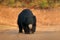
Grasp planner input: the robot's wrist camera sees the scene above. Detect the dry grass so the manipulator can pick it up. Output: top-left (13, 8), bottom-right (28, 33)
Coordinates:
top-left (0, 5), bottom-right (60, 31)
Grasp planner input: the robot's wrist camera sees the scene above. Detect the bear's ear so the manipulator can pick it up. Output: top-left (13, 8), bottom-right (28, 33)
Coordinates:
top-left (28, 24), bottom-right (32, 29)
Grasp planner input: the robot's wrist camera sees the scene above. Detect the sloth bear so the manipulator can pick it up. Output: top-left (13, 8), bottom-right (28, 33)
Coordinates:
top-left (17, 9), bottom-right (36, 34)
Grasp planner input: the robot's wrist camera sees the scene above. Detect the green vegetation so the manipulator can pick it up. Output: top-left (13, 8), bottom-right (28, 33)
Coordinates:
top-left (0, 0), bottom-right (60, 9)
top-left (39, 0), bottom-right (49, 9)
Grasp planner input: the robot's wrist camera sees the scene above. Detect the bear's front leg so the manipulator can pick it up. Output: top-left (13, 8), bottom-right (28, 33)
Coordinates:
top-left (18, 25), bottom-right (23, 33)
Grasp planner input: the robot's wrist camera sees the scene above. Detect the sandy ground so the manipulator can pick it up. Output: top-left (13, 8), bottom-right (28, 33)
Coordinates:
top-left (0, 25), bottom-right (60, 40)
top-left (0, 6), bottom-right (60, 40)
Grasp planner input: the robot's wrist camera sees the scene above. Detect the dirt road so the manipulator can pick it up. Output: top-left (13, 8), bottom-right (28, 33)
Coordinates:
top-left (0, 25), bottom-right (60, 40)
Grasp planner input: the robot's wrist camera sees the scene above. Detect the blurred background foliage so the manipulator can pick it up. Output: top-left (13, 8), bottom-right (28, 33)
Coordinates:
top-left (0, 0), bottom-right (60, 9)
